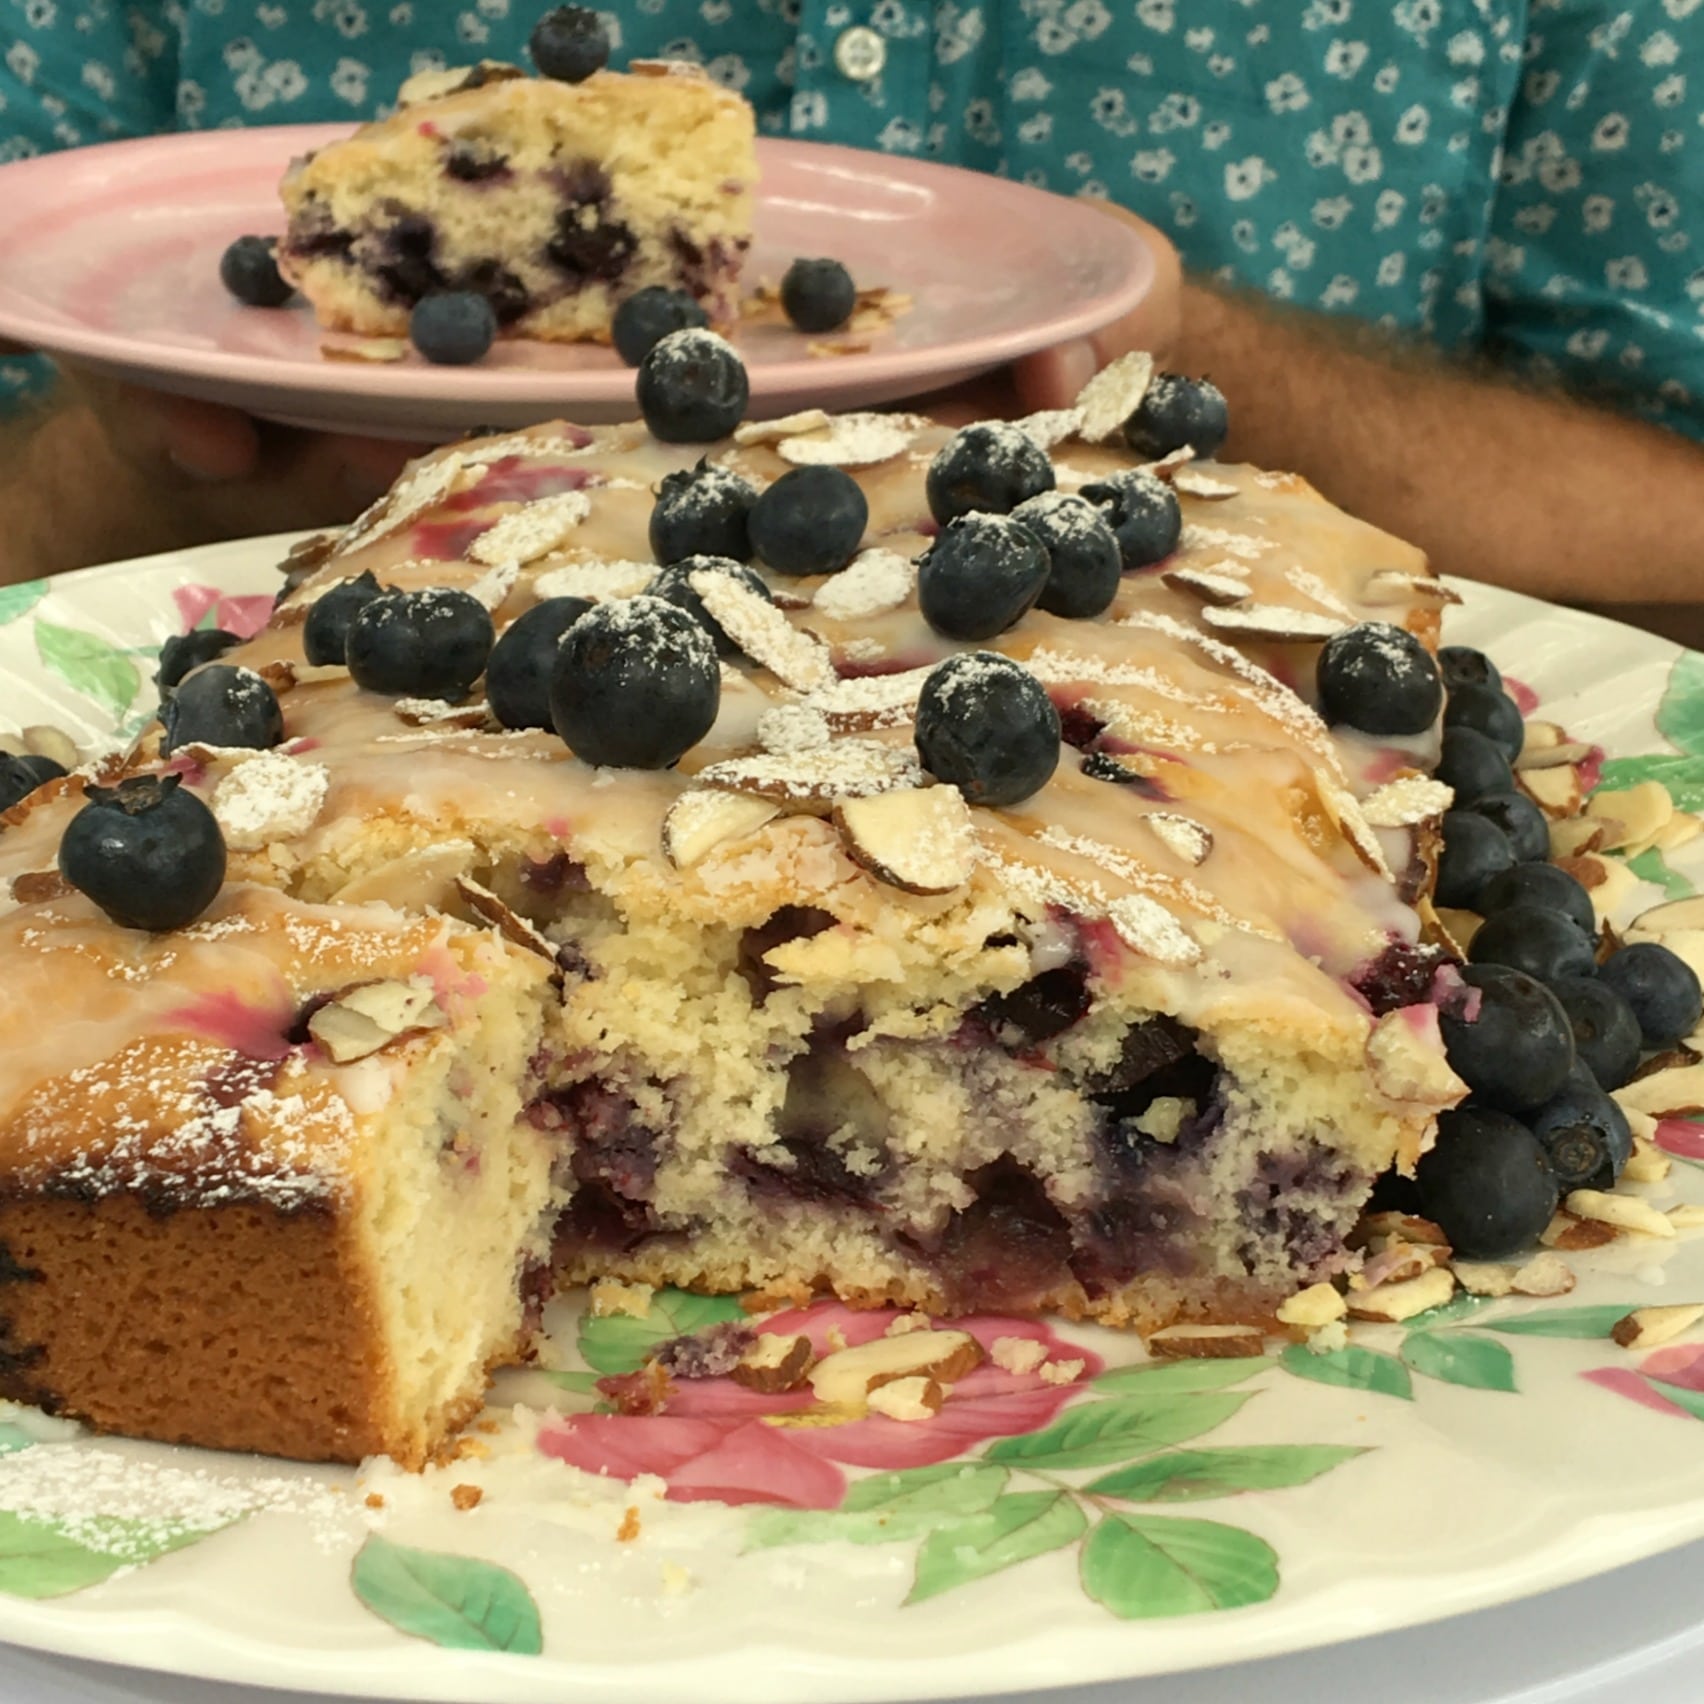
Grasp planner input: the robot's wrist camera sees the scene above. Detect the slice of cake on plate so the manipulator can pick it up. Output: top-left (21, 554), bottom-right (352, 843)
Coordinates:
top-left (0, 355), bottom-right (1467, 1465)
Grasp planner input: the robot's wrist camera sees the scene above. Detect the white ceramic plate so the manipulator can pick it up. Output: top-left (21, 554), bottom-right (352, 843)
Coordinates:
top-left (3, 540), bottom-right (1704, 1703)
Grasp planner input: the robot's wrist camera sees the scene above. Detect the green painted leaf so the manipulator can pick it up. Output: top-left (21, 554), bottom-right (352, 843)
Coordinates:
top-left (1595, 755), bottom-right (1704, 814)
top-left (1627, 846), bottom-right (1694, 900)
top-left (0, 1512), bottom-right (218, 1599)
top-left (985, 1393), bottom-right (1252, 1470)
top-left (350, 1537), bottom-right (543, 1654)
top-left (1648, 1380), bottom-right (1704, 1422)
top-left (538, 1370), bottom-right (603, 1396)
top-left (1656, 652), bottom-right (1704, 759)
top-left (0, 582), bottom-right (47, 625)
top-left (1087, 1445), bottom-right (1367, 1503)
top-left (1409, 1292), bottom-right (1492, 1328)
top-left (905, 1492), bottom-right (1087, 1606)
top-left (0, 1425), bottom-right (32, 1455)
top-left (1401, 1331), bottom-right (1517, 1393)
top-left (34, 620), bottom-right (140, 720)
top-left (1080, 1512), bottom-right (1279, 1618)
top-left (1486, 1305), bottom-right (1640, 1339)
top-left (1094, 1357), bottom-right (1271, 1395)
top-left (576, 1287), bottom-right (748, 1375)
top-left (745, 1463), bottom-right (1009, 1551)
top-left (1278, 1343), bottom-right (1412, 1400)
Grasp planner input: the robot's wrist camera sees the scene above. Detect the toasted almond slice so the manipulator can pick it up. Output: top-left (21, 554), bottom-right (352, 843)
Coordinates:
top-left (1668, 1204), bottom-right (1704, 1231)
top-left (1510, 1251), bottom-right (1575, 1297)
top-left (322, 336), bottom-right (409, 364)
top-left (1276, 1283), bottom-right (1347, 1328)
top-left (1144, 1322), bottom-right (1268, 1359)
top-left (1350, 1241), bottom-right (1446, 1290)
top-left (1518, 720), bottom-right (1564, 758)
top-left (9, 869), bottom-right (71, 905)
top-left (865, 1375), bottom-right (945, 1422)
top-left (1108, 893), bottom-right (1203, 967)
top-left (1611, 1303), bottom-right (1704, 1350)
top-left (731, 1332), bottom-right (815, 1393)
top-left (330, 839), bottom-right (478, 910)
top-left (661, 790), bottom-right (782, 869)
top-left (775, 413), bottom-right (919, 468)
top-left (733, 409), bottom-right (833, 446)
top-left (1355, 1212), bottom-right (1452, 1249)
top-left (1163, 566), bottom-right (1252, 606)
top-left (1566, 1189), bottom-right (1677, 1238)
top-left (1199, 603), bottom-right (1349, 641)
top-left (1614, 1063), bottom-right (1704, 1119)
top-left (1139, 446), bottom-right (1197, 480)
top-left (1451, 1260), bottom-right (1517, 1298)
top-left (1622, 1137), bottom-right (1673, 1185)
top-left (395, 698), bottom-right (495, 730)
top-left (835, 786), bottom-right (978, 895)
top-left (1631, 895), bottom-right (1704, 935)
top-left (1550, 817), bottom-right (1608, 859)
top-left (1172, 468), bottom-right (1240, 501)
top-left (696, 741), bottom-right (923, 803)
top-left (1630, 1043), bottom-right (1700, 1082)
top-left (1540, 1211), bottom-right (1619, 1251)
top-left (1366, 1009), bottom-right (1468, 1108)
top-left (20, 725), bottom-right (80, 771)
top-left (453, 875), bottom-right (560, 968)
top-left (1145, 812), bottom-right (1213, 866)
top-left (1516, 741), bottom-right (1595, 772)
top-left (1344, 1265), bottom-right (1456, 1322)
top-left (690, 571), bottom-right (834, 692)
top-left (1586, 781), bottom-right (1673, 852)
top-left (1359, 569), bottom-right (1462, 607)
top-left (1431, 905), bottom-right (1483, 952)
top-left (1360, 775), bottom-right (1454, 829)
top-left (1562, 853), bottom-right (1640, 921)
top-left (1074, 350), bottom-right (1155, 442)
top-left (809, 666), bottom-right (933, 734)
top-left (1654, 813), bottom-right (1703, 853)
top-left (1012, 407), bottom-right (1085, 451)
top-left (308, 977), bottom-right (445, 1063)
top-left (1519, 765), bottom-right (1584, 818)
top-left (807, 1330), bottom-right (983, 1407)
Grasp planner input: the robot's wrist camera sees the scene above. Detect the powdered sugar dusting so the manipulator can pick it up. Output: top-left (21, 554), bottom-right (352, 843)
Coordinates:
top-left (1180, 523), bottom-right (1273, 562)
top-left (1162, 566), bottom-right (1252, 607)
top-left (1074, 350), bottom-right (1155, 442)
top-left (465, 562), bottom-right (520, 610)
top-left (697, 740), bottom-right (922, 801)
top-left (690, 571), bottom-right (834, 692)
top-left (1360, 776), bottom-right (1455, 828)
top-left (461, 432), bottom-right (594, 466)
top-left (1012, 408), bottom-right (1084, 451)
top-left (1200, 603), bottom-right (1348, 641)
top-left (1173, 468), bottom-right (1240, 501)
top-left (341, 453), bottom-right (486, 555)
top-left (807, 666), bottom-right (934, 730)
top-left (533, 559), bottom-right (655, 602)
top-left (212, 751), bottom-right (331, 851)
top-left (810, 549), bottom-right (915, 621)
top-left (467, 491), bottom-right (591, 568)
top-left (733, 409), bottom-right (832, 445)
top-left (776, 413), bottom-right (922, 468)
top-left (757, 704), bottom-right (832, 755)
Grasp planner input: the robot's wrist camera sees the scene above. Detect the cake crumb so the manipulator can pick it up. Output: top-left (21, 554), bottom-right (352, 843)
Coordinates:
top-left (826, 1326), bottom-right (848, 1353)
top-left (990, 1336), bottom-right (1048, 1376)
top-left (866, 1375), bottom-right (943, 1422)
top-left (589, 1278), bottom-right (655, 1320)
top-left (617, 1505), bottom-right (642, 1543)
top-left (1038, 1358), bottom-right (1086, 1386)
top-left (1307, 1320), bottom-right (1350, 1354)
top-left (364, 1492), bottom-right (386, 1511)
top-left (475, 1419), bottom-right (501, 1434)
top-left (450, 1484), bottom-right (483, 1512)
top-left (884, 1311), bottom-right (933, 1338)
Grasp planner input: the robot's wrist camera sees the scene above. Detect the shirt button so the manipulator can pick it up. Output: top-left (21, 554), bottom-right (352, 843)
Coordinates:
top-left (834, 25), bottom-right (887, 83)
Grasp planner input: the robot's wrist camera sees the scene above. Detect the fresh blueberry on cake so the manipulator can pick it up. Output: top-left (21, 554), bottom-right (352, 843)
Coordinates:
top-left (276, 35), bottom-right (756, 346)
top-left (410, 290), bottom-right (499, 366)
top-left (780, 257), bottom-right (857, 335)
top-left (219, 235), bottom-right (295, 309)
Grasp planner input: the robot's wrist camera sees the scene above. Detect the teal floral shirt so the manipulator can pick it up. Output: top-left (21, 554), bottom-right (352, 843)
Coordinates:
top-left (3, 1), bottom-right (1700, 438)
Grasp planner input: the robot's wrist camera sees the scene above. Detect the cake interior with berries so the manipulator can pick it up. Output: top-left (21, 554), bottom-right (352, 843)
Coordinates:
top-left (277, 22), bottom-right (756, 347)
top-left (0, 348), bottom-right (1485, 1466)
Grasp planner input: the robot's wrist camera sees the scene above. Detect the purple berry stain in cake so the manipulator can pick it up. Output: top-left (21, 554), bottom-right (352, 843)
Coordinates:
top-left (968, 961), bottom-right (1092, 1054)
top-left (650, 1320), bottom-right (755, 1380)
top-left (448, 458), bottom-right (600, 508)
top-left (738, 906), bottom-right (837, 1005)
top-left (410, 517), bottom-right (497, 562)
top-left (165, 989), bottom-right (298, 1062)
top-left (919, 1157), bottom-right (1075, 1312)
top-left (1349, 936), bottom-right (1453, 1017)
top-left (734, 1043), bottom-right (892, 1207)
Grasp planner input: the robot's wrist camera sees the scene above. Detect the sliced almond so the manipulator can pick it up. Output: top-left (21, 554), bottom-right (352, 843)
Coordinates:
top-left (1631, 895), bottom-right (1704, 935)
top-left (1162, 566), bottom-right (1252, 606)
top-left (1074, 350), bottom-right (1154, 443)
top-left (733, 409), bottom-right (833, 446)
top-left (689, 571), bottom-right (834, 693)
top-left (9, 869), bottom-right (71, 905)
top-left (1354, 1212), bottom-right (1452, 1249)
top-left (1366, 1009), bottom-right (1468, 1108)
top-left (1171, 468), bottom-right (1240, 501)
top-left (1540, 1211), bottom-right (1619, 1251)
top-left (775, 412), bottom-right (920, 469)
top-left (807, 1330), bottom-right (983, 1407)
top-left (865, 1375), bottom-right (945, 1422)
top-left (1350, 1240), bottom-right (1448, 1290)
top-left (834, 786), bottom-right (978, 895)
top-left (1622, 1137), bottom-right (1673, 1185)
top-left (1107, 893), bottom-right (1203, 967)
top-left (1198, 603), bottom-right (1348, 642)
top-left (1667, 1204), bottom-right (1704, 1231)
top-left (1145, 812), bottom-right (1213, 866)
top-left (1550, 817), bottom-right (1608, 859)
top-left (662, 790), bottom-right (782, 869)
top-left (308, 977), bottom-right (445, 1063)
top-left (730, 1332), bottom-right (815, 1394)
top-left (696, 741), bottom-right (923, 803)
top-left (1516, 742), bottom-right (1595, 773)
top-left (1562, 853), bottom-right (1640, 921)
top-left (395, 698), bottom-right (495, 731)
top-left (1519, 765), bottom-right (1584, 819)
top-left (1565, 1189), bottom-right (1677, 1239)
top-left (453, 875), bottom-right (559, 968)
top-left (809, 666), bottom-right (933, 734)
top-left (1344, 1264), bottom-right (1456, 1322)
top-left (1451, 1260), bottom-right (1516, 1298)
top-left (321, 336), bottom-right (409, 364)
top-left (1361, 569), bottom-right (1462, 606)
top-left (1510, 1251), bottom-right (1575, 1297)
top-left (1011, 407), bottom-right (1085, 451)
top-left (1611, 1303), bottom-right (1704, 1350)
top-left (1614, 1063), bottom-right (1704, 1119)
top-left (20, 725), bottom-right (80, 771)
top-left (1653, 813), bottom-right (1703, 854)
top-left (331, 840), bottom-right (478, 911)
top-left (1586, 781), bottom-right (1674, 852)
top-left (1275, 1283), bottom-right (1347, 1328)
top-left (1144, 1322), bottom-right (1268, 1359)
top-left (1359, 776), bottom-right (1454, 829)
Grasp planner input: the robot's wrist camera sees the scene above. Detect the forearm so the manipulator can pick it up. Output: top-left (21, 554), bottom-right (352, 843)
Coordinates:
top-left (1174, 281), bottom-right (1704, 606)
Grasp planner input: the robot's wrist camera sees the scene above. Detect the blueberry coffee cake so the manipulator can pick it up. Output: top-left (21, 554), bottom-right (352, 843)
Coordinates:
top-left (0, 345), bottom-right (1478, 1465)
top-left (276, 15), bottom-right (755, 346)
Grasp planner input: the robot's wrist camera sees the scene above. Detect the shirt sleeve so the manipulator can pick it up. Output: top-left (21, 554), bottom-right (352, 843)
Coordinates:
top-left (0, 1), bottom-right (180, 412)
top-left (1482, 1), bottom-right (1703, 441)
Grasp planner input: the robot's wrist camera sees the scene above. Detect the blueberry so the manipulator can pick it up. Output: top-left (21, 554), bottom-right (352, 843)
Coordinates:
top-left (647, 555), bottom-right (775, 657)
top-left (1439, 963), bottom-right (1575, 1114)
top-left (1469, 790), bottom-right (1550, 863)
top-left (410, 291), bottom-right (497, 365)
top-left (915, 652), bottom-right (1060, 807)
top-left (1599, 941), bottom-right (1704, 1049)
top-left (303, 571), bottom-right (384, 667)
top-left (636, 329), bottom-right (749, 443)
top-left (1551, 976), bottom-right (1642, 1091)
top-left (549, 595), bottom-right (720, 768)
top-left (345, 587), bottom-right (495, 701)
top-left (1435, 809), bottom-right (1515, 908)
top-left (528, 4), bottom-right (610, 81)
top-left (612, 286), bottom-right (709, 367)
top-left (1434, 729), bottom-right (1513, 812)
top-left (1439, 645), bottom-right (1501, 696)
top-left (58, 775), bottom-right (227, 933)
top-left (486, 596), bottom-right (591, 731)
top-left (649, 461), bottom-right (758, 564)
top-left (1444, 682), bottom-right (1525, 762)
top-left (779, 257), bottom-right (857, 335)
top-left (161, 665), bottom-right (284, 755)
top-left (926, 423), bottom-right (1055, 526)
top-left (219, 235), bottom-right (293, 308)
top-left (1315, 621), bottom-right (1443, 737)
top-left (1414, 1105), bottom-right (1559, 1261)
top-left (1079, 466), bottom-right (1183, 571)
top-left (749, 465), bottom-right (868, 576)
top-left (1468, 904), bottom-right (1597, 988)
top-left (1475, 862), bottom-right (1596, 938)
top-left (155, 628), bottom-right (242, 696)
top-left (0, 753), bottom-right (66, 816)
top-left (1011, 492), bottom-right (1123, 620)
top-left (1528, 1068), bottom-right (1632, 1191)
top-left (1120, 373), bottom-right (1229, 460)
top-left (917, 513), bottom-right (1050, 642)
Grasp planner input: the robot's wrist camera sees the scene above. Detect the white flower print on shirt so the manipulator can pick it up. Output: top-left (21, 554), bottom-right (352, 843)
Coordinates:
top-left (1342, 144), bottom-right (1382, 183)
top-left (1201, 119), bottom-right (1232, 149)
top-left (1582, 194), bottom-right (1617, 232)
top-left (1131, 146), bottom-right (1174, 182)
top-left (1374, 187), bottom-right (1406, 228)
top-left (1395, 104), bottom-right (1429, 144)
top-left (1377, 251), bottom-right (1406, 286)
top-left (329, 55), bottom-right (367, 103)
top-left (1134, 0), bottom-right (1174, 34)
top-left (1312, 194), bottom-right (1353, 230)
top-left (1323, 38), bottom-right (1367, 77)
top-left (1018, 111), bottom-right (1053, 145)
top-left (1302, 0), bottom-right (1353, 28)
top-left (1592, 113), bottom-right (1630, 151)
top-left (1608, 256), bottom-right (1651, 291)
top-left (1009, 67), bottom-right (1051, 101)
top-left (1224, 155), bottom-right (1273, 201)
top-left (1320, 274), bottom-right (1360, 308)
top-left (1372, 62), bottom-right (1400, 93)
top-left (1265, 71), bottom-right (1309, 112)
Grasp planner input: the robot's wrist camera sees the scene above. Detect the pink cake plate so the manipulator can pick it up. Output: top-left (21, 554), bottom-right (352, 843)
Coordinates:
top-left (0, 128), bottom-right (1152, 441)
